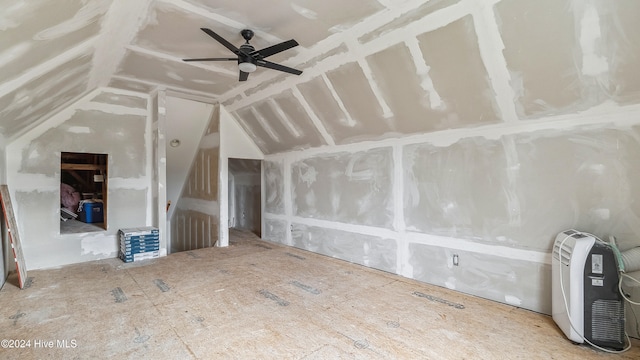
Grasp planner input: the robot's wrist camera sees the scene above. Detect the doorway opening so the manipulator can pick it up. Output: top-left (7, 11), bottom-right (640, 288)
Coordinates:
top-left (60, 152), bottom-right (108, 234)
top-left (228, 158), bottom-right (261, 237)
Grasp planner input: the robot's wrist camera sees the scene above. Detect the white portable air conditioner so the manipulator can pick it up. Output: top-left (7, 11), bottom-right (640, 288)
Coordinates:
top-left (551, 230), bottom-right (625, 350)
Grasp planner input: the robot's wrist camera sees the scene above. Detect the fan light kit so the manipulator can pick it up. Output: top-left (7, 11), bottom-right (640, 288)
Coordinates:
top-left (238, 62), bottom-right (257, 73)
top-left (183, 28), bottom-right (302, 81)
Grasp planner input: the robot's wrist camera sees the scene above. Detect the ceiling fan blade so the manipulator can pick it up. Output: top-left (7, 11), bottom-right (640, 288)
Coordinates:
top-left (183, 57), bottom-right (237, 62)
top-left (257, 60), bottom-right (302, 75)
top-left (252, 39), bottom-right (299, 59)
top-left (239, 71), bottom-right (249, 81)
top-left (200, 28), bottom-right (241, 55)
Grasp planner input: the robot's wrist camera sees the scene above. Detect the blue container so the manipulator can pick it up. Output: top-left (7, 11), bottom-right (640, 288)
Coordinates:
top-left (79, 202), bottom-right (104, 223)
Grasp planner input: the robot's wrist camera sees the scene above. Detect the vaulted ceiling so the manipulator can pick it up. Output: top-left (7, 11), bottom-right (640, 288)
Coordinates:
top-left (2, 0), bottom-right (639, 154)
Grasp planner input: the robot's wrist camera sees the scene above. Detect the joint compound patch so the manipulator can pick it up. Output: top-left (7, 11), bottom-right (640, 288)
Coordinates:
top-left (290, 281), bottom-right (321, 295)
top-left (259, 289), bottom-right (289, 306)
top-left (153, 279), bottom-right (170, 292)
top-left (286, 252), bottom-right (305, 260)
top-left (412, 291), bottom-right (465, 309)
top-left (111, 287), bottom-right (128, 303)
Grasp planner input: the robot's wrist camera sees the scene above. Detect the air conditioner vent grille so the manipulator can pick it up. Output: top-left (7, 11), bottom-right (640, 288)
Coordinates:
top-left (552, 242), bottom-right (573, 266)
top-left (591, 299), bottom-right (625, 343)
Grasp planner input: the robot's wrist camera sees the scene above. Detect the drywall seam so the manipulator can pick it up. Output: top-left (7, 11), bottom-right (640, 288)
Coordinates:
top-left (126, 45), bottom-right (237, 77)
top-left (7, 86), bottom-right (91, 144)
top-left (145, 91), bottom-right (153, 225)
top-left (6, 89), bottom-right (100, 149)
top-left (283, 158), bottom-right (293, 246)
top-left (107, 178), bottom-right (150, 189)
top-left (81, 235), bottom-right (117, 256)
top-left (88, 0), bottom-right (154, 89)
top-left (267, 99), bottom-right (303, 138)
top-left (249, 107), bottom-right (281, 143)
top-left (77, 102), bottom-right (148, 116)
top-left (343, 34), bottom-right (394, 120)
top-left (501, 137), bottom-right (522, 226)
top-left (264, 212), bottom-right (549, 264)
top-left (263, 102), bottom-right (640, 160)
top-left (109, 75), bottom-right (219, 99)
top-left (261, 162), bottom-right (266, 238)
top-left (404, 38), bottom-right (443, 109)
top-left (156, 91), bottom-right (168, 252)
top-left (102, 86), bottom-right (151, 98)
top-left (392, 145), bottom-right (405, 233)
top-left (0, 36), bottom-right (96, 99)
top-left (321, 74), bottom-right (357, 127)
top-left (291, 87), bottom-right (336, 146)
top-left (471, 0), bottom-right (519, 123)
top-left (393, 144), bottom-right (407, 276)
top-left (165, 90), bottom-right (217, 104)
top-left (578, 1), bottom-right (608, 76)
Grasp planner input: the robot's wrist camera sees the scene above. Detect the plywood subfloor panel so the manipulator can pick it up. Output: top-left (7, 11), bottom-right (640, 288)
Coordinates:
top-left (0, 229), bottom-right (638, 359)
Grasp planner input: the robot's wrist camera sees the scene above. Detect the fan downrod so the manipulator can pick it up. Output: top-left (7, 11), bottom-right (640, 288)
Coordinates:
top-left (241, 29), bottom-right (254, 42)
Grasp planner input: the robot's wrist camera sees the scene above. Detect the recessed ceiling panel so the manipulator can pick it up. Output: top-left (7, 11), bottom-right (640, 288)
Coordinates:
top-left (0, 0), bottom-right (109, 84)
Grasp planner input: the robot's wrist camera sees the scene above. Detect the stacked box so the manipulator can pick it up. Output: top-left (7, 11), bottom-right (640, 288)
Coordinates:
top-left (118, 227), bottom-right (160, 263)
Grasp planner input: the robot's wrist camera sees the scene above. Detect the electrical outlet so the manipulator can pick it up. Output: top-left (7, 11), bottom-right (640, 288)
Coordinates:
top-left (453, 254), bottom-right (459, 266)
top-left (290, 224), bottom-right (293, 232)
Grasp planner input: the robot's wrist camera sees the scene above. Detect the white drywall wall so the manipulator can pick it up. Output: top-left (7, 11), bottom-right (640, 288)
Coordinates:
top-left (218, 105), bottom-right (263, 247)
top-left (165, 96), bottom-right (214, 221)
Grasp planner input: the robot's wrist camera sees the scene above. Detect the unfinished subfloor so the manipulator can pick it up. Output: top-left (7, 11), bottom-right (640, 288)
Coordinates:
top-left (1, 230), bottom-right (639, 359)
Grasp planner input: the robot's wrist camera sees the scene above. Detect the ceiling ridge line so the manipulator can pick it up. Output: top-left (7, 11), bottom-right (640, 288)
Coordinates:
top-left (89, 0), bottom-right (155, 89)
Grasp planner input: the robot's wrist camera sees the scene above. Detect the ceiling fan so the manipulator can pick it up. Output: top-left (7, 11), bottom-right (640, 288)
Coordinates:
top-left (183, 28), bottom-right (303, 81)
